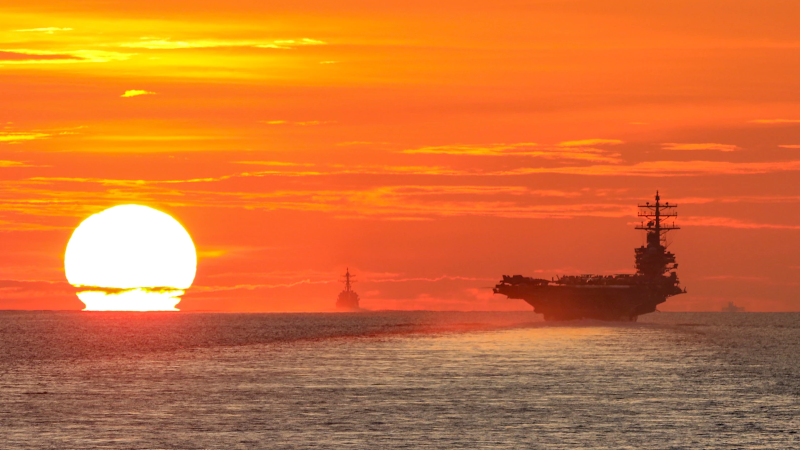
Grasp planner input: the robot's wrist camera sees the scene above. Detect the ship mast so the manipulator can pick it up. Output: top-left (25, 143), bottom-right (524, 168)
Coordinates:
top-left (634, 191), bottom-right (680, 277)
top-left (636, 190), bottom-right (679, 246)
top-left (344, 268), bottom-right (352, 292)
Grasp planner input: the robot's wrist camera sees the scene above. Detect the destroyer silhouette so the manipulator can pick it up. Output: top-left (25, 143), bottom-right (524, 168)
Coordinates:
top-left (721, 302), bottom-right (744, 312)
top-left (494, 192), bottom-right (686, 321)
top-left (336, 268), bottom-right (361, 311)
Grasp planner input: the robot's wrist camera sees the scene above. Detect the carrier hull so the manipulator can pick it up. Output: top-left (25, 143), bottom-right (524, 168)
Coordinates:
top-left (495, 283), bottom-right (670, 321)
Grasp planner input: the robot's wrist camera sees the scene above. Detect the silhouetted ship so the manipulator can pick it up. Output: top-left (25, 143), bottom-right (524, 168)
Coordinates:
top-left (494, 192), bottom-right (686, 321)
top-left (721, 302), bottom-right (744, 312)
top-left (336, 268), bottom-right (361, 311)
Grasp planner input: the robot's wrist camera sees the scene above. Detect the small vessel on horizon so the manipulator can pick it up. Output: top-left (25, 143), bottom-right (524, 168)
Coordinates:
top-left (721, 301), bottom-right (745, 312)
top-left (336, 268), bottom-right (361, 311)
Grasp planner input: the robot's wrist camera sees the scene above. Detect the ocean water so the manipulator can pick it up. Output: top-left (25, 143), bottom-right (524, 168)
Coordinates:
top-left (1, 311), bottom-right (798, 449)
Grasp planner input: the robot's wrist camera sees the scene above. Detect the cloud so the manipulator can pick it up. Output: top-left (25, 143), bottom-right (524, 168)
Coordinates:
top-left (0, 174), bottom-right (627, 223)
top-left (265, 38), bottom-right (326, 46)
top-left (365, 275), bottom-right (495, 283)
top-left (336, 141), bottom-right (390, 146)
top-left (11, 154), bottom-right (800, 226)
top-left (0, 126), bottom-right (83, 144)
top-left (403, 143), bottom-right (537, 156)
top-left (0, 132), bottom-right (51, 143)
top-left (13, 27), bottom-right (73, 33)
top-left (557, 139), bottom-right (624, 147)
top-left (680, 216), bottom-right (800, 230)
top-left (197, 249), bottom-right (228, 259)
top-left (121, 39), bottom-right (251, 49)
top-left (401, 143), bottom-right (621, 162)
top-left (296, 120), bottom-right (334, 126)
top-left (259, 120), bottom-right (334, 126)
top-left (121, 90), bottom-right (156, 98)
top-left (211, 187), bottom-right (630, 220)
top-left (675, 195), bottom-right (800, 205)
top-left (0, 49), bottom-right (129, 64)
top-left (233, 161), bottom-right (313, 166)
top-left (121, 38), bottom-right (326, 50)
top-left (0, 219), bottom-right (70, 231)
top-left (0, 160), bottom-right (40, 168)
top-left (320, 60), bottom-right (340, 64)
top-left (322, 165), bottom-right (462, 176)
top-left (191, 279), bottom-right (334, 293)
top-left (779, 145), bottom-right (800, 149)
top-left (0, 279), bottom-right (75, 297)
top-left (73, 285), bottom-right (184, 294)
top-left (223, 164), bottom-right (461, 176)
top-left (18, 161), bottom-right (800, 227)
top-left (85, 134), bottom-right (224, 142)
top-left (662, 143), bottom-right (740, 152)
top-left (701, 275), bottom-right (769, 282)
top-left (383, 185), bottom-right (536, 196)
top-left (0, 50), bottom-right (81, 61)
top-left (502, 160), bottom-right (800, 176)
top-left (749, 119), bottom-right (800, 124)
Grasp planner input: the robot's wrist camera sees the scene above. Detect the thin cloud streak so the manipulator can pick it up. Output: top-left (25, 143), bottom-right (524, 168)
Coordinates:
top-left (0, 50), bottom-right (81, 61)
top-left (259, 120), bottom-right (335, 126)
top-left (557, 139), bottom-right (624, 147)
top-left (0, 49), bottom-right (130, 63)
top-left (504, 160), bottom-right (800, 176)
top-left (401, 143), bottom-right (621, 162)
top-left (0, 160), bottom-right (42, 168)
top-left (73, 286), bottom-right (184, 294)
top-left (749, 119), bottom-right (800, 124)
top-left (233, 161), bottom-right (313, 167)
top-left (13, 27), bottom-right (73, 33)
top-left (680, 216), bottom-right (800, 230)
top-left (0, 132), bottom-right (51, 142)
top-left (365, 275), bottom-right (495, 283)
top-left (662, 143), bottom-right (740, 152)
top-left (192, 279), bottom-right (335, 293)
top-left (121, 90), bottom-right (155, 98)
top-left (120, 38), bottom-right (326, 50)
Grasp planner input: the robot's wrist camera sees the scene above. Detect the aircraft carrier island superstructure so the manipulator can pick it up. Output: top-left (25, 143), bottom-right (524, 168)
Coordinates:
top-left (494, 192), bottom-right (686, 321)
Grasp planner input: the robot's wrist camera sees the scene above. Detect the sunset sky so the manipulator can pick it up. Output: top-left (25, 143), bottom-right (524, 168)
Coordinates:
top-left (2, 0), bottom-right (800, 311)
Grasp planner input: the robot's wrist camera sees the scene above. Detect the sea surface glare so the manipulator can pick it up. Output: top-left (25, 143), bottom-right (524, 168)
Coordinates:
top-left (1, 311), bottom-right (798, 449)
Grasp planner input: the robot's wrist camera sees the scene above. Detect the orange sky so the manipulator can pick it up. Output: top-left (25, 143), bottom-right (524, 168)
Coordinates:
top-left (2, 0), bottom-right (800, 312)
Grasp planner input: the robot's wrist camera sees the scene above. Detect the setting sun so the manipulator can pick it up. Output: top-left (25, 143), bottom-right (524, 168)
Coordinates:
top-left (64, 205), bottom-right (197, 311)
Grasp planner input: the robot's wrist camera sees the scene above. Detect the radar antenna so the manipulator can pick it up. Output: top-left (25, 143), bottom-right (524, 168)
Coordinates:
top-left (341, 268), bottom-right (356, 292)
top-left (634, 191), bottom-right (680, 277)
top-left (635, 190), bottom-right (679, 246)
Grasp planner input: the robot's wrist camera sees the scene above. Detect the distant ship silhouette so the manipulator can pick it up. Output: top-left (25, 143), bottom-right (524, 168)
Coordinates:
top-left (336, 268), bottom-right (361, 311)
top-left (721, 301), bottom-right (745, 312)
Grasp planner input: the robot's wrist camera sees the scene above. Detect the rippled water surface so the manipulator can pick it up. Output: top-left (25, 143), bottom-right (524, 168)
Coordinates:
top-left (1, 311), bottom-right (798, 449)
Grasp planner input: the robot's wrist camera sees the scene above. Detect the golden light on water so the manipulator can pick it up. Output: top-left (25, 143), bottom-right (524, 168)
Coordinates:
top-left (64, 205), bottom-right (197, 311)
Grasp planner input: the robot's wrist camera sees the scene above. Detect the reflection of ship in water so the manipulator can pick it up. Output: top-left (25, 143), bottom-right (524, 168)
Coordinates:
top-left (336, 268), bottom-right (361, 311)
top-left (721, 301), bottom-right (745, 312)
top-left (494, 192), bottom-right (686, 321)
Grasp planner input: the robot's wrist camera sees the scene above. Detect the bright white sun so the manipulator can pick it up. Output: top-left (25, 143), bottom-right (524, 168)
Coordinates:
top-left (65, 205), bottom-right (197, 311)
